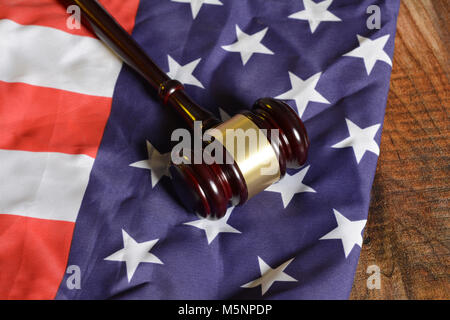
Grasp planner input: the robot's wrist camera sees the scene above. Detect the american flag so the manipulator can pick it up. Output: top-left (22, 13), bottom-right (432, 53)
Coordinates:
top-left (0, 0), bottom-right (400, 299)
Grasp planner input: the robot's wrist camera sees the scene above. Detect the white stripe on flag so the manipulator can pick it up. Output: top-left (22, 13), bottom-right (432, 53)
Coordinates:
top-left (0, 19), bottom-right (122, 97)
top-left (0, 149), bottom-right (94, 222)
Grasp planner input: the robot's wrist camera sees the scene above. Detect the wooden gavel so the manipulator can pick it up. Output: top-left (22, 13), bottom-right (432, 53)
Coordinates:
top-left (65, 0), bottom-right (310, 219)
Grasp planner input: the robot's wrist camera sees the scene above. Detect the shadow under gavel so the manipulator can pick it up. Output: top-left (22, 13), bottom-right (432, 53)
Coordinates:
top-left (65, 0), bottom-right (310, 219)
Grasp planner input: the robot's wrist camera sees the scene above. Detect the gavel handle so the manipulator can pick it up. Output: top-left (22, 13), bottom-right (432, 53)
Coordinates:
top-left (65, 0), bottom-right (219, 129)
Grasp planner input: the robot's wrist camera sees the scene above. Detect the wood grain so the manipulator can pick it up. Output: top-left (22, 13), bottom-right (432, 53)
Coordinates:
top-left (350, 0), bottom-right (449, 300)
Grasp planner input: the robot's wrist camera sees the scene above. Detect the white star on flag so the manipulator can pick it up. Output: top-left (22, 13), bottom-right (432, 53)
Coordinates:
top-left (219, 107), bottom-right (231, 121)
top-left (332, 118), bottom-right (381, 164)
top-left (129, 140), bottom-right (171, 188)
top-left (171, 0), bottom-right (223, 19)
top-left (241, 257), bottom-right (297, 295)
top-left (184, 207), bottom-right (241, 244)
top-left (265, 165), bottom-right (316, 208)
top-left (276, 71), bottom-right (330, 117)
top-left (343, 34), bottom-right (392, 75)
top-left (222, 25), bottom-right (274, 66)
top-left (289, 0), bottom-right (342, 33)
top-left (104, 229), bottom-right (163, 282)
top-left (166, 55), bottom-right (204, 89)
top-left (320, 209), bottom-right (367, 258)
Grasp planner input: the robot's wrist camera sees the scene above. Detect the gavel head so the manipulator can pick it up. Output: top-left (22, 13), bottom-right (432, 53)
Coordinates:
top-left (170, 98), bottom-right (309, 219)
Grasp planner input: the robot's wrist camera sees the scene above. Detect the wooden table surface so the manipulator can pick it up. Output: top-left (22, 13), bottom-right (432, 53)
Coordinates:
top-left (349, 0), bottom-right (449, 300)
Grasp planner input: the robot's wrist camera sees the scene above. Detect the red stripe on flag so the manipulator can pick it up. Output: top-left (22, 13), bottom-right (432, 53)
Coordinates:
top-left (0, 81), bottom-right (112, 158)
top-left (0, 0), bottom-right (141, 299)
top-left (0, 0), bottom-right (140, 36)
top-left (0, 214), bottom-right (75, 300)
